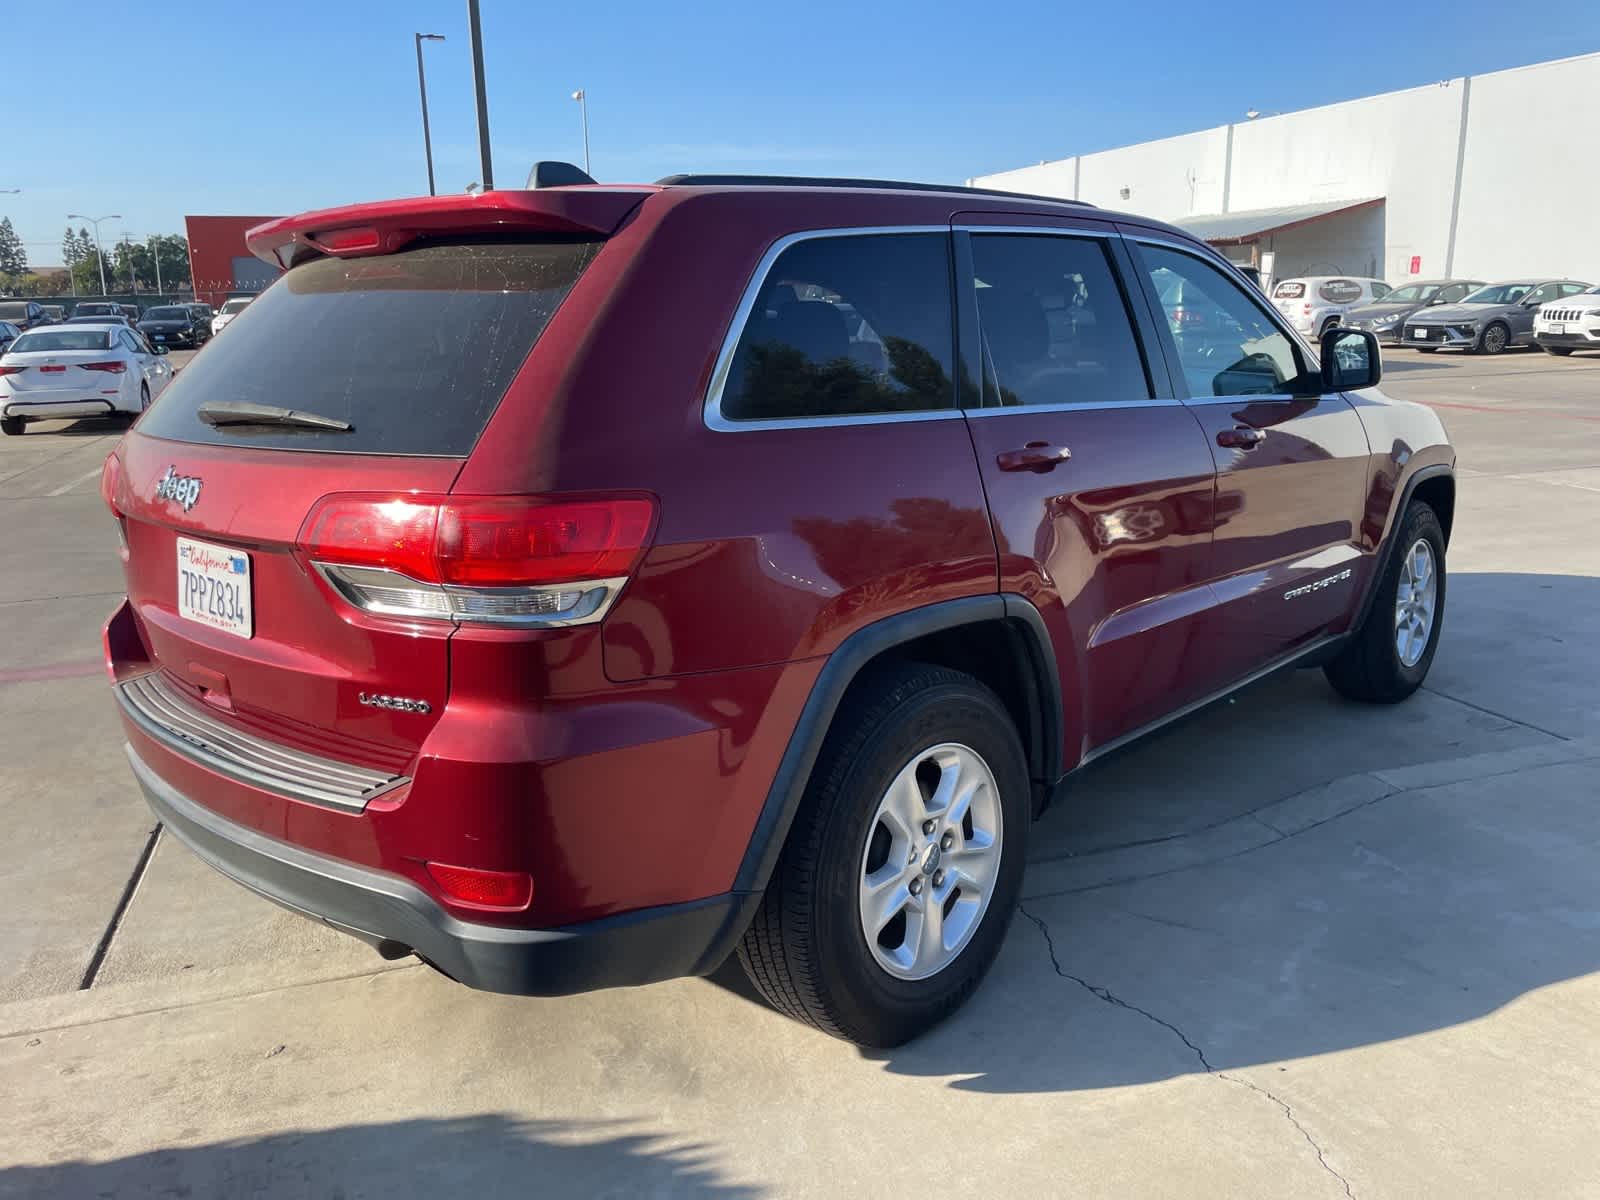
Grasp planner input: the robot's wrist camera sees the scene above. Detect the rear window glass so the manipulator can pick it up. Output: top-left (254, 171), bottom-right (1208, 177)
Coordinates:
top-left (12, 330), bottom-right (113, 352)
top-left (0, 303), bottom-right (30, 320)
top-left (138, 240), bottom-right (601, 456)
top-left (144, 307), bottom-right (189, 320)
top-left (1272, 281), bottom-right (1305, 299)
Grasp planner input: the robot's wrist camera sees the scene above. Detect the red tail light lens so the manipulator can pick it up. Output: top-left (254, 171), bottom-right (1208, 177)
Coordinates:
top-left (99, 452), bottom-right (124, 518)
top-left (0, 365), bottom-right (23, 377)
top-left (425, 862), bottom-right (533, 910)
top-left (299, 496), bottom-right (441, 580)
top-left (80, 361), bottom-right (128, 373)
top-left (298, 493), bottom-right (657, 626)
top-left (436, 497), bottom-right (656, 586)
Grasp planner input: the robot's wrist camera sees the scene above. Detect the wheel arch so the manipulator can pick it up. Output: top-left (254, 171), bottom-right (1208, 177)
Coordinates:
top-left (1348, 463), bottom-right (1454, 637)
top-left (732, 595), bottom-right (1063, 894)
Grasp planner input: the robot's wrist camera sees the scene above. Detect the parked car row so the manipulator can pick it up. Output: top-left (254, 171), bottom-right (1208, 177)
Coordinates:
top-left (0, 299), bottom-right (223, 343)
top-left (1262, 274), bottom-right (1599, 357)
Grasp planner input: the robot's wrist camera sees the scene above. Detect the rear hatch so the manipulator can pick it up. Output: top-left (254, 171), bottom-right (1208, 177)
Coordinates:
top-left (110, 195), bottom-right (632, 769)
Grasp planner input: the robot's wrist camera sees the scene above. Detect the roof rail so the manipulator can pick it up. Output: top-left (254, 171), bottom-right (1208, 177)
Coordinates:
top-left (653, 173), bottom-right (1095, 208)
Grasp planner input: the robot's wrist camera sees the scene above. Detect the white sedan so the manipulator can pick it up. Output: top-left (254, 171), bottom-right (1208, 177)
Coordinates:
top-left (0, 323), bottom-right (175, 435)
top-left (210, 296), bottom-right (252, 334)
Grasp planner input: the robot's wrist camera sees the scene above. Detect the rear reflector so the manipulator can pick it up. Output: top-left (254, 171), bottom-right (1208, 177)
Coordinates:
top-left (425, 862), bottom-right (533, 910)
top-left (298, 492), bottom-right (657, 627)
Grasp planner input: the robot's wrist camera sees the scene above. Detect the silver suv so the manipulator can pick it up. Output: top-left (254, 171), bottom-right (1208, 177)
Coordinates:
top-left (1272, 276), bottom-right (1391, 339)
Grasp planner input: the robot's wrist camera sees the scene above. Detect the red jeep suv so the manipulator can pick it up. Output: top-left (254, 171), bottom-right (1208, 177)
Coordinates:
top-left (101, 170), bottom-right (1453, 1046)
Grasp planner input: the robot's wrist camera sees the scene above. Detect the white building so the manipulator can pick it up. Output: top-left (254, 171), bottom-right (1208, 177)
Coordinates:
top-left (969, 51), bottom-right (1600, 288)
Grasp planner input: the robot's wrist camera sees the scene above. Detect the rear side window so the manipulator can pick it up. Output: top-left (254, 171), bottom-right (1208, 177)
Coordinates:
top-left (1272, 281), bottom-right (1305, 299)
top-left (717, 233), bottom-right (955, 422)
top-left (1317, 279), bottom-right (1363, 304)
top-left (969, 233), bottom-right (1151, 407)
top-left (138, 240), bottom-right (601, 455)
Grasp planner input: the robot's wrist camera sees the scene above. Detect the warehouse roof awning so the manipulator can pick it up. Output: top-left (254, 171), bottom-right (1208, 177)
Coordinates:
top-left (1175, 197), bottom-right (1384, 245)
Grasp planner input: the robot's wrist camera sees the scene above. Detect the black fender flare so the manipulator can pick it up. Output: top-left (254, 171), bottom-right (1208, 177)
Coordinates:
top-left (732, 594), bottom-right (1062, 894)
top-left (1347, 463), bottom-right (1454, 636)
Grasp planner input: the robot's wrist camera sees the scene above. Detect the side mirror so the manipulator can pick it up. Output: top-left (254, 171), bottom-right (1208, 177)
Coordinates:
top-left (1522, 296), bottom-right (1543, 308)
top-left (1321, 328), bottom-right (1381, 391)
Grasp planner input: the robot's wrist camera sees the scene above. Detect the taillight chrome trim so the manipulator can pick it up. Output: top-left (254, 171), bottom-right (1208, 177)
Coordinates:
top-left (312, 562), bottom-right (629, 628)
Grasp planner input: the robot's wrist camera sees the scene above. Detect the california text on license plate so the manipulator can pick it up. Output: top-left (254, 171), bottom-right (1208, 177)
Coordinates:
top-left (177, 537), bottom-right (253, 638)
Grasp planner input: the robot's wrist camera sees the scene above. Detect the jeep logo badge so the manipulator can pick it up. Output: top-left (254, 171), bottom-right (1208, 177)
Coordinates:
top-left (153, 466), bottom-right (202, 512)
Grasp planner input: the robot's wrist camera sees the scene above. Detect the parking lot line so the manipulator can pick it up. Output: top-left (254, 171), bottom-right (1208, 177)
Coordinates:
top-left (45, 465), bottom-right (113, 498)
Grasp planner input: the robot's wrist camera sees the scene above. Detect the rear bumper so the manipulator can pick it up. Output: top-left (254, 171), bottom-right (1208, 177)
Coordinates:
top-left (127, 743), bottom-right (759, 995)
top-left (1, 397), bottom-right (120, 419)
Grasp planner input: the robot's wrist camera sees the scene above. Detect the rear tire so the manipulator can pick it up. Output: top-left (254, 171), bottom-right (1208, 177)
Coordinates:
top-left (0, 416), bottom-right (23, 436)
top-left (737, 662), bottom-right (1029, 1047)
top-left (1324, 502), bottom-right (1446, 703)
top-left (1540, 344), bottom-right (1574, 357)
top-left (1414, 346), bottom-right (1438, 353)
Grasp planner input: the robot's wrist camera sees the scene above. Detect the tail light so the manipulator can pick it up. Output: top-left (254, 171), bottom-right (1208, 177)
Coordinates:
top-left (1301, 303), bottom-right (1312, 315)
top-left (298, 493), bottom-right (657, 627)
top-left (99, 452), bottom-right (125, 518)
top-left (80, 361), bottom-right (128, 373)
top-left (425, 862), bottom-right (533, 911)
top-left (0, 365), bottom-right (23, 377)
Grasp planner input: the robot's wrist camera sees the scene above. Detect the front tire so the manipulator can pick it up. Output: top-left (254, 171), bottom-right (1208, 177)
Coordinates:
top-left (737, 663), bottom-right (1029, 1046)
top-left (1476, 322), bottom-right (1509, 355)
top-left (1325, 501), bottom-right (1446, 703)
top-left (0, 416), bottom-right (23, 436)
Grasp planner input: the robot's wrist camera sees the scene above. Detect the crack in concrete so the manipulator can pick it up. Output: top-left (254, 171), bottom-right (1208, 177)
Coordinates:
top-left (1021, 906), bottom-right (1356, 1200)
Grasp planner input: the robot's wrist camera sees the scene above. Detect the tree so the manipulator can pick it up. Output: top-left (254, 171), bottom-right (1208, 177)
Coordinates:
top-left (0, 219), bottom-right (26, 276)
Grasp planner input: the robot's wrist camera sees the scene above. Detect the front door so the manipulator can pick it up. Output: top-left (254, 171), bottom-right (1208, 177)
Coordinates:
top-left (956, 220), bottom-right (1221, 759)
top-left (1124, 237), bottom-right (1372, 684)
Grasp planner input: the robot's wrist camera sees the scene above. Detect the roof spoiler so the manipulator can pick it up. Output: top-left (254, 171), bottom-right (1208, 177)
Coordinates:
top-left (245, 185), bottom-right (642, 270)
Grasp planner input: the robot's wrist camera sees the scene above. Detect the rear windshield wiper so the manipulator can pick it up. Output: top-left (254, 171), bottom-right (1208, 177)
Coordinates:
top-left (196, 400), bottom-right (353, 432)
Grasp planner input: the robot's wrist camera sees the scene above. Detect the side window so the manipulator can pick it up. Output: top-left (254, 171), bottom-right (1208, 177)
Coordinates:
top-left (1370, 281), bottom-right (1392, 299)
top-left (1525, 283), bottom-right (1561, 306)
top-left (718, 233), bottom-right (955, 422)
top-left (1438, 283), bottom-right (1468, 303)
top-left (1139, 244), bottom-right (1311, 398)
top-left (968, 233), bottom-right (1151, 407)
top-left (1560, 283), bottom-right (1589, 298)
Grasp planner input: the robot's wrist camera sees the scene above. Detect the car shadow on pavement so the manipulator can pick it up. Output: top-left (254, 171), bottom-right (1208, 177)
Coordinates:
top-left (0, 1115), bottom-right (763, 1199)
top-left (713, 573), bottom-right (1600, 1092)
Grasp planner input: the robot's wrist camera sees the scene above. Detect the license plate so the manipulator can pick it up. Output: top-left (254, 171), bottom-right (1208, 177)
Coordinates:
top-left (177, 537), bottom-right (253, 638)
top-left (1412, 328), bottom-right (1430, 340)
top-left (153, 334), bottom-right (166, 341)
top-left (1549, 323), bottom-right (1566, 335)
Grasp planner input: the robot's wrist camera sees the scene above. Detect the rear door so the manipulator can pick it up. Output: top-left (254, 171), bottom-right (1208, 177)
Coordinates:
top-left (115, 238), bottom-right (602, 766)
top-left (1124, 235), bottom-right (1372, 682)
top-left (955, 216), bottom-right (1221, 757)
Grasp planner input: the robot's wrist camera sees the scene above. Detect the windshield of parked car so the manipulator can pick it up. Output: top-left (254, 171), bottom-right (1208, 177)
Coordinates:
top-left (10, 330), bottom-right (114, 353)
top-left (1462, 283), bottom-right (1532, 304)
top-left (1381, 284), bottom-right (1439, 303)
top-left (219, 299), bottom-right (252, 314)
top-left (75, 304), bottom-right (114, 315)
top-left (143, 307), bottom-right (190, 321)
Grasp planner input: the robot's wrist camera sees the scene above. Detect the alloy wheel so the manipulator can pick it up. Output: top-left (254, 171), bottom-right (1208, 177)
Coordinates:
top-left (857, 743), bottom-right (1003, 981)
top-left (1394, 538), bottom-right (1438, 667)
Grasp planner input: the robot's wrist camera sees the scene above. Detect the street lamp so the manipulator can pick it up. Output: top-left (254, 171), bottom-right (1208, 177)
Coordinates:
top-left (149, 234), bottom-right (164, 296)
top-left (571, 89), bottom-right (590, 175)
top-left (414, 33), bottom-right (446, 196)
top-left (67, 213), bottom-right (120, 296)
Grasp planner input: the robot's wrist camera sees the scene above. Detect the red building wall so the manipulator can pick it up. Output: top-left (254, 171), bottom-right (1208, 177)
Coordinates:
top-left (184, 215), bottom-right (284, 307)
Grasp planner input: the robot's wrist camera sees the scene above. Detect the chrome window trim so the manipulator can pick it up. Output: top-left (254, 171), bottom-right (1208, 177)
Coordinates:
top-left (956, 224), bottom-right (1115, 238)
top-left (964, 397), bottom-right (1180, 417)
top-left (702, 225), bottom-right (958, 433)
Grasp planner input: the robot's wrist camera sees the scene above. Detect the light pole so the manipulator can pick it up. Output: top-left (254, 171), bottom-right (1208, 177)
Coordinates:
top-left (467, 0), bottom-right (493, 189)
top-left (67, 213), bottom-right (120, 296)
top-left (414, 33), bottom-right (446, 196)
top-left (149, 234), bottom-right (164, 296)
top-left (121, 232), bottom-right (138, 294)
top-left (571, 90), bottom-right (590, 175)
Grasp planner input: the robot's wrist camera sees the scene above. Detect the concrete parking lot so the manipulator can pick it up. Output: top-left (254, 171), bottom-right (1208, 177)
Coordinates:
top-left (3, 347), bottom-right (1598, 1197)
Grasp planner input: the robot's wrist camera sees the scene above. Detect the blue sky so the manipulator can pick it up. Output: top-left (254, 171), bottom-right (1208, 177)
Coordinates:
top-left (4, 1), bottom-right (1596, 265)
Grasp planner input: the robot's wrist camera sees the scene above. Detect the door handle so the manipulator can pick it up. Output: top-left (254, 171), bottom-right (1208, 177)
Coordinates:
top-left (1216, 426), bottom-right (1267, 450)
top-left (997, 442), bottom-right (1072, 472)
